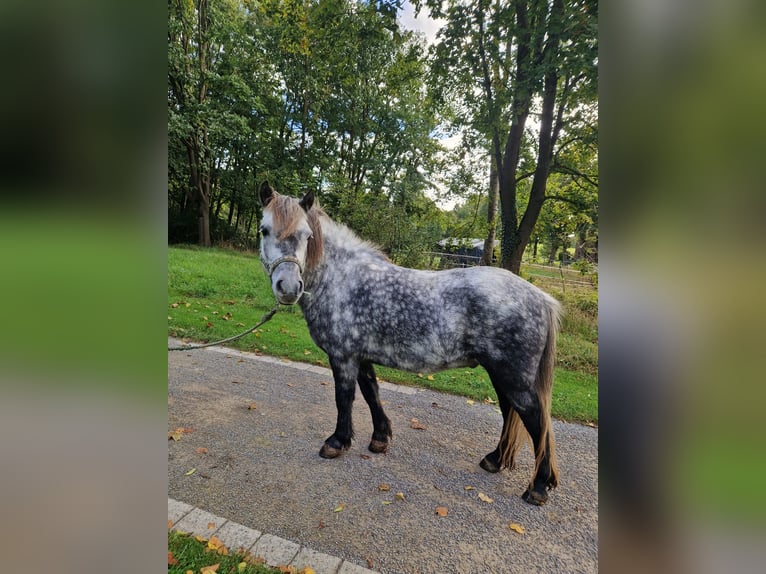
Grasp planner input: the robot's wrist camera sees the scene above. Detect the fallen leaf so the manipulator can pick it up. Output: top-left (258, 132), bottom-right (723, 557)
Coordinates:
top-left (483, 397), bottom-right (496, 404)
top-left (378, 483), bottom-right (390, 491)
top-left (236, 322), bottom-right (245, 327)
top-left (207, 522), bottom-right (216, 529)
top-left (509, 522), bottom-right (526, 534)
top-left (435, 506), bottom-right (448, 517)
top-left (303, 350), bottom-right (311, 355)
top-left (168, 519), bottom-right (173, 529)
top-left (277, 567), bottom-right (296, 574)
top-left (185, 303), bottom-right (191, 308)
top-left (171, 303), bottom-right (179, 308)
top-left (168, 551), bottom-right (179, 566)
top-left (410, 418), bottom-right (427, 430)
top-left (382, 501), bottom-right (392, 506)
top-left (417, 373), bottom-right (424, 378)
top-left (207, 536), bottom-right (225, 551)
top-left (200, 565), bottom-right (220, 574)
top-left (237, 562), bottom-right (248, 573)
top-left (299, 568), bottom-right (316, 574)
top-left (168, 427), bottom-right (194, 441)
top-left (320, 381), bottom-right (329, 386)
top-left (202, 316), bottom-right (208, 321)
top-left (466, 399), bottom-right (475, 405)
top-left (333, 504), bottom-right (345, 513)
top-left (206, 322), bottom-right (214, 328)
top-left (185, 468), bottom-right (196, 476)
top-left (195, 535), bottom-right (207, 543)
top-left (287, 383), bottom-right (294, 387)
top-left (366, 558), bottom-right (374, 569)
top-left (196, 447), bottom-right (209, 454)
top-left (478, 492), bottom-right (494, 503)
top-left (395, 492), bottom-right (406, 501)
top-left (359, 454), bottom-right (371, 460)
top-left (224, 300), bottom-right (236, 305)
top-left (426, 375), bottom-right (434, 381)
top-left (247, 403), bottom-right (258, 410)
top-left (464, 485), bottom-right (475, 491)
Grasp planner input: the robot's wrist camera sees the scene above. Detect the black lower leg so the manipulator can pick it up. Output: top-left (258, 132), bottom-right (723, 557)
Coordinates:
top-left (480, 394), bottom-right (513, 473)
top-left (320, 359), bottom-right (357, 459)
top-left (357, 362), bottom-right (392, 453)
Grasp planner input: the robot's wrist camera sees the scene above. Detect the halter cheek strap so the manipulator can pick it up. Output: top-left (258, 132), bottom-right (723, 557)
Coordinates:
top-left (262, 254), bottom-right (304, 277)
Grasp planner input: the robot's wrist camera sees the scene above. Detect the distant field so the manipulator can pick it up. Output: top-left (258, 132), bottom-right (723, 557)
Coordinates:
top-left (168, 245), bottom-right (598, 424)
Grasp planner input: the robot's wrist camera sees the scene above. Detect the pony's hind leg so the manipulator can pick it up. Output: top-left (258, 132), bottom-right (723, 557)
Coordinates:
top-left (320, 357), bottom-right (359, 459)
top-left (509, 388), bottom-right (558, 506)
top-left (356, 362), bottom-right (392, 453)
top-left (480, 393), bottom-right (518, 473)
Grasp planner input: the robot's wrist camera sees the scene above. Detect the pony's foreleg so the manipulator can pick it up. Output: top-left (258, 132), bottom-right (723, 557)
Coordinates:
top-left (319, 357), bottom-right (359, 459)
top-left (357, 362), bottom-right (392, 454)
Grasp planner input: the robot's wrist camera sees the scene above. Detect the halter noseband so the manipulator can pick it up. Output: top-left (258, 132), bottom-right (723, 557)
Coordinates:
top-left (262, 254), bottom-right (304, 277)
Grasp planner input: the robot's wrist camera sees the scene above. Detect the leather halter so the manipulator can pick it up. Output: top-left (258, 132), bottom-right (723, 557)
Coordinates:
top-left (262, 254), bottom-right (304, 277)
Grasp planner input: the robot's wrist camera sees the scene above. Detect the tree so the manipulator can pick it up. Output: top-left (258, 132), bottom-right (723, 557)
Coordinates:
top-left (422, 0), bottom-right (597, 273)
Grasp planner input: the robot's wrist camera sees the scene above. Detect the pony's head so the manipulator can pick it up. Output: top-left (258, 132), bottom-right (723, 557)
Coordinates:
top-left (258, 181), bottom-right (322, 305)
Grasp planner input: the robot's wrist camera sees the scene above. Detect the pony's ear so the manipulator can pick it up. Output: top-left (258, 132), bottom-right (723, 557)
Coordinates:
top-left (259, 181), bottom-right (275, 206)
top-left (299, 190), bottom-right (315, 212)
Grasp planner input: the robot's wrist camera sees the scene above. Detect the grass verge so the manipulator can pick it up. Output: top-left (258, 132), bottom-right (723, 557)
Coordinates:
top-left (168, 245), bottom-right (598, 424)
top-left (168, 530), bottom-right (286, 574)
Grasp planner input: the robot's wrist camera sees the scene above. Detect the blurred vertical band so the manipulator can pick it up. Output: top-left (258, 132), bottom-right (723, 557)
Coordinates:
top-left (0, 1), bottom-right (167, 572)
top-left (602, 0), bottom-right (766, 572)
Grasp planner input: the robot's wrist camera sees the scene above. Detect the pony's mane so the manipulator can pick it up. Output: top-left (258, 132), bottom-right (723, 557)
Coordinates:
top-left (266, 193), bottom-right (325, 271)
top-left (266, 192), bottom-right (388, 272)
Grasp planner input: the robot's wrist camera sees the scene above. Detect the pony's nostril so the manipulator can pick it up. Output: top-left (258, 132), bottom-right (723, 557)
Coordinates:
top-left (276, 279), bottom-right (284, 293)
top-left (298, 280), bottom-right (304, 292)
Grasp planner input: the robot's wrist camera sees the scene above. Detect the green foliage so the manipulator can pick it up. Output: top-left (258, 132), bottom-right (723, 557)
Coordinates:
top-left (168, 246), bottom-right (598, 422)
top-left (169, 0), bottom-right (445, 249)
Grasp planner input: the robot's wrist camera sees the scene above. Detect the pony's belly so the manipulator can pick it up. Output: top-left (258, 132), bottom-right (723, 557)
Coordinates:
top-left (370, 347), bottom-right (478, 374)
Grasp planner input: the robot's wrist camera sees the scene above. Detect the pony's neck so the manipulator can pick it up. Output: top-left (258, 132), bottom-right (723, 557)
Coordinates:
top-left (303, 214), bottom-right (386, 287)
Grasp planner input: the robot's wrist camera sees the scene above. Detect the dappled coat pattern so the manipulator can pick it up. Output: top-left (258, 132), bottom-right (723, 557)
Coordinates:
top-left (258, 182), bottom-right (561, 505)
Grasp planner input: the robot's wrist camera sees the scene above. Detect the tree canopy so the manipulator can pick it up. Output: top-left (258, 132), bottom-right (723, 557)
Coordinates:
top-left (168, 0), bottom-right (597, 270)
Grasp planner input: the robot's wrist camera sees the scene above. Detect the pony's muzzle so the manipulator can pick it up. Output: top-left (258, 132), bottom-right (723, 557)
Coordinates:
top-left (272, 265), bottom-right (304, 305)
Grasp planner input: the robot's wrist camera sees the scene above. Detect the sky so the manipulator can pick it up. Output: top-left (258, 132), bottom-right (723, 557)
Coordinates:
top-left (398, 2), bottom-right (446, 45)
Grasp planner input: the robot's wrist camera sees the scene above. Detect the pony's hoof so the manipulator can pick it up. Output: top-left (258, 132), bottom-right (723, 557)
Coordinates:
top-left (368, 439), bottom-right (388, 453)
top-left (480, 454), bottom-right (501, 473)
top-left (522, 487), bottom-right (549, 506)
top-left (319, 443), bottom-right (343, 459)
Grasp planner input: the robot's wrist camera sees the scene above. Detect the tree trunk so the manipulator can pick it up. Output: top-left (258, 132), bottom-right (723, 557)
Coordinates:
top-left (502, 0), bottom-right (565, 275)
top-left (198, 194), bottom-right (211, 247)
top-left (481, 158), bottom-right (499, 266)
top-left (547, 236), bottom-right (559, 265)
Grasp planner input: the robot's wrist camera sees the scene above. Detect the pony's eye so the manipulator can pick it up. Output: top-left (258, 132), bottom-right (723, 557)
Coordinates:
top-left (259, 226), bottom-right (269, 237)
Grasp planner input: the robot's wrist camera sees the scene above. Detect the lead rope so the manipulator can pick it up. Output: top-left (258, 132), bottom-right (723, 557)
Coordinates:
top-left (168, 303), bottom-right (280, 352)
top-left (169, 253), bottom-right (307, 352)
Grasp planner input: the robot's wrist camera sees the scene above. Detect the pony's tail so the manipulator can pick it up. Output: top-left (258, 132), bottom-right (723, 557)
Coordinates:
top-left (500, 296), bottom-right (561, 489)
top-left (535, 296), bottom-right (561, 488)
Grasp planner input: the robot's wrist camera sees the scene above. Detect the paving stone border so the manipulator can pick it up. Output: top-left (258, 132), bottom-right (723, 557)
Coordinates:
top-left (169, 498), bottom-right (377, 574)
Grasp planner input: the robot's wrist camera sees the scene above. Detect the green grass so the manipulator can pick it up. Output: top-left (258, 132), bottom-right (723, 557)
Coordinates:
top-left (168, 245), bottom-right (598, 424)
top-left (168, 530), bottom-right (283, 574)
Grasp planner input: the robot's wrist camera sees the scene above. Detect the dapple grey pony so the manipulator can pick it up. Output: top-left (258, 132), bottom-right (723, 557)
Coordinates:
top-left (258, 182), bottom-right (561, 505)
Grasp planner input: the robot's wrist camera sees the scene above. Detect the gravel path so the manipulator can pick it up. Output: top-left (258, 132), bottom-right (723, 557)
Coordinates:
top-left (168, 341), bottom-right (597, 573)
